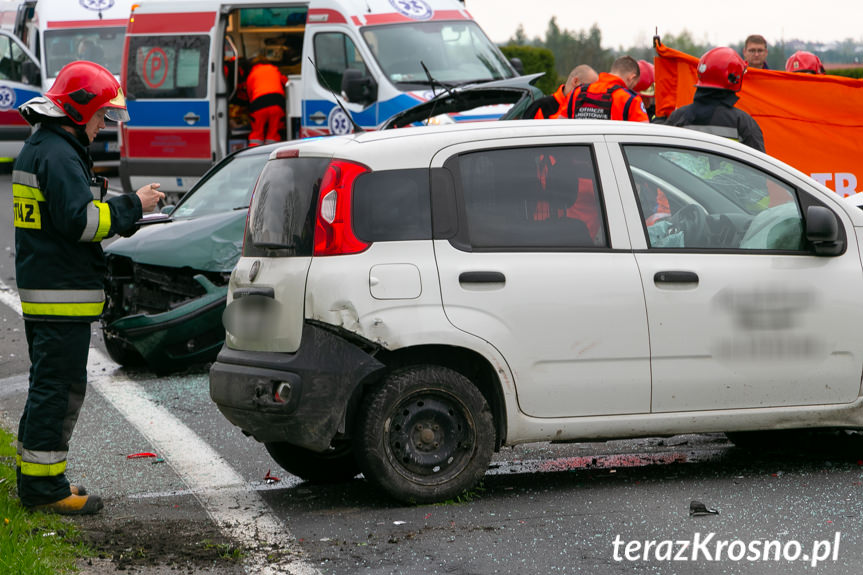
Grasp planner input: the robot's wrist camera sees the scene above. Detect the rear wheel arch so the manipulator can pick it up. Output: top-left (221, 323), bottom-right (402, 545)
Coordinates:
top-left (346, 345), bottom-right (507, 449)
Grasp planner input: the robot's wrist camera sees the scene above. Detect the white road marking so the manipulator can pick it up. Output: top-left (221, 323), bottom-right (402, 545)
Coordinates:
top-left (0, 279), bottom-right (320, 575)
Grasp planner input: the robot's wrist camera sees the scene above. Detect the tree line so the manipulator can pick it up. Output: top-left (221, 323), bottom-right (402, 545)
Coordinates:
top-left (502, 17), bottom-right (863, 94)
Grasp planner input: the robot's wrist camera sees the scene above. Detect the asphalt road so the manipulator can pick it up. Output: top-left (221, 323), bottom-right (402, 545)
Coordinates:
top-left (1, 173), bottom-right (863, 574)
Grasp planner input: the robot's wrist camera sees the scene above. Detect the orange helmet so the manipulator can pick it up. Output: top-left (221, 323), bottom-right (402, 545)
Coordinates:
top-left (633, 60), bottom-right (655, 94)
top-left (785, 51), bottom-right (825, 74)
top-left (696, 47), bottom-right (747, 92)
top-left (44, 61), bottom-right (129, 125)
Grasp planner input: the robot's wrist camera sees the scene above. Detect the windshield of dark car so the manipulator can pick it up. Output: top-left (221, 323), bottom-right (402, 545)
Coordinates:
top-left (362, 21), bottom-right (514, 87)
top-left (171, 153), bottom-right (270, 219)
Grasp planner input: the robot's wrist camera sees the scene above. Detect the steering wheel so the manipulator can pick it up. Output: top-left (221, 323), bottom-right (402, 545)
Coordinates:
top-left (669, 203), bottom-right (709, 247)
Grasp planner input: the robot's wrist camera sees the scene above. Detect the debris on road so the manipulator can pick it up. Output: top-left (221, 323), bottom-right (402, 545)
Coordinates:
top-left (126, 452), bottom-right (158, 459)
top-left (689, 500), bottom-right (719, 516)
top-left (263, 469), bottom-right (280, 484)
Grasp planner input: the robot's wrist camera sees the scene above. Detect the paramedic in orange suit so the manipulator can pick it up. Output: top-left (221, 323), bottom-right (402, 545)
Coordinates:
top-left (243, 55), bottom-right (288, 146)
top-left (528, 65), bottom-right (599, 120)
top-left (561, 56), bottom-right (649, 122)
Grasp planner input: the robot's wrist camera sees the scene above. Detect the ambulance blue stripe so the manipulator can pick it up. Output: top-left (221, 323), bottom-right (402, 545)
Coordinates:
top-left (125, 101), bottom-right (210, 128)
top-left (376, 93), bottom-right (422, 121)
top-left (303, 94), bottom-right (421, 128)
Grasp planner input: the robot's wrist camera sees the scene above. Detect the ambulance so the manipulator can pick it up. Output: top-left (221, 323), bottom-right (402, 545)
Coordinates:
top-left (120, 0), bottom-right (519, 197)
top-left (0, 0), bottom-right (132, 165)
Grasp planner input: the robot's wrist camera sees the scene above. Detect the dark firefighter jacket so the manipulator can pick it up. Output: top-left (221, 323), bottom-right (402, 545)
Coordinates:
top-left (13, 123), bottom-right (142, 322)
top-left (666, 87), bottom-right (766, 153)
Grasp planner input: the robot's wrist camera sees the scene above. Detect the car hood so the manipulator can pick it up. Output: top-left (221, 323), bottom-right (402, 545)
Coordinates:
top-left (381, 73), bottom-right (545, 129)
top-left (105, 210), bottom-right (246, 272)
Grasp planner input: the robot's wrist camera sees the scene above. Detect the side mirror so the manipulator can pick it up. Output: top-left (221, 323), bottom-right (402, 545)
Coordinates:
top-left (20, 60), bottom-right (39, 87)
top-left (806, 205), bottom-right (844, 256)
top-left (341, 68), bottom-right (377, 105)
top-left (509, 57), bottom-right (524, 75)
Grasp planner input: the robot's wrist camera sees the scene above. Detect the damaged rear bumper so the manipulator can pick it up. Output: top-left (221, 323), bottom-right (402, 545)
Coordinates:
top-left (209, 323), bottom-right (385, 452)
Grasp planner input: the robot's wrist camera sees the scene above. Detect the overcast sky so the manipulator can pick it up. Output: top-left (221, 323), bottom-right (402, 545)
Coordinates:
top-left (464, 0), bottom-right (863, 49)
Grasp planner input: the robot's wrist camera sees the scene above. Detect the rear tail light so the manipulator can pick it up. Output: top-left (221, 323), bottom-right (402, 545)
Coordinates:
top-left (314, 159), bottom-right (370, 256)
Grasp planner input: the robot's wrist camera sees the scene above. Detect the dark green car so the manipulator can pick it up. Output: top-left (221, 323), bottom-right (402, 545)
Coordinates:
top-left (102, 143), bottom-right (280, 372)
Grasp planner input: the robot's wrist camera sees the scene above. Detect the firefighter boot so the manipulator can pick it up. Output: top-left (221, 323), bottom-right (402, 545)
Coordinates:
top-left (29, 493), bottom-right (103, 515)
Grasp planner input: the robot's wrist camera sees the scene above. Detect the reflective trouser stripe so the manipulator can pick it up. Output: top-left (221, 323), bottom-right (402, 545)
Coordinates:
top-left (80, 201), bottom-right (111, 242)
top-left (19, 449), bottom-right (68, 477)
top-left (21, 460), bottom-right (68, 477)
top-left (19, 288), bottom-right (105, 317)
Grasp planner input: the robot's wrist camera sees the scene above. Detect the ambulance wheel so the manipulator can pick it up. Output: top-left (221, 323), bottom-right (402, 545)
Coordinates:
top-left (264, 440), bottom-right (360, 484)
top-left (355, 365), bottom-right (495, 504)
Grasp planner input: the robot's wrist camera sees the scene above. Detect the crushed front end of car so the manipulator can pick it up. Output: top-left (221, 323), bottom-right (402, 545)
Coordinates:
top-left (103, 254), bottom-right (232, 372)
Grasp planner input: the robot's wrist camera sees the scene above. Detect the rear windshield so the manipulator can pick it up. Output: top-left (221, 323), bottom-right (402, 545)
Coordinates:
top-left (244, 157), bottom-right (330, 257)
top-left (126, 35), bottom-right (210, 99)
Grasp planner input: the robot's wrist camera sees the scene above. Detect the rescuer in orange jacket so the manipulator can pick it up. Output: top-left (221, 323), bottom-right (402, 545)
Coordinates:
top-left (241, 55), bottom-right (288, 146)
top-left (560, 56), bottom-right (649, 122)
top-left (526, 65), bottom-right (599, 119)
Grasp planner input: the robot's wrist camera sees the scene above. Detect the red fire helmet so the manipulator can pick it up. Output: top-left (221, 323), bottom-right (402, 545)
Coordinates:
top-left (785, 51), bottom-right (825, 74)
top-left (696, 47), bottom-right (747, 92)
top-left (633, 60), bottom-right (655, 95)
top-left (44, 61), bottom-right (129, 125)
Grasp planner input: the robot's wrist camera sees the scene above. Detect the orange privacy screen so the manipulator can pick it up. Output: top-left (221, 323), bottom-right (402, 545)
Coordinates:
top-left (654, 42), bottom-right (863, 197)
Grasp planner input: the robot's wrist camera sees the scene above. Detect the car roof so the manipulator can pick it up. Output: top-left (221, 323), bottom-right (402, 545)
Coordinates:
top-left (275, 120), bottom-right (767, 168)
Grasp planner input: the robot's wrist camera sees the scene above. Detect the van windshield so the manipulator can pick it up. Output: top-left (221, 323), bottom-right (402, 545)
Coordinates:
top-left (44, 27), bottom-right (125, 78)
top-left (362, 21), bottom-right (515, 87)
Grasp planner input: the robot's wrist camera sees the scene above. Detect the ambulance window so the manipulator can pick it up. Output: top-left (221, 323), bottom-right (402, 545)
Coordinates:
top-left (43, 27), bottom-right (126, 78)
top-left (126, 36), bottom-right (210, 99)
top-left (313, 33), bottom-right (367, 93)
top-left (0, 34), bottom-right (36, 85)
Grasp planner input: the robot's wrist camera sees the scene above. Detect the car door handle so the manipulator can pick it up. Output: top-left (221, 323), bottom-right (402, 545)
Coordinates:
top-left (654, 271), bottom-right (699, 284)
top-left (184, 112), bottom-right (201, 125)
top-left (459, 271), bottom-right (506, 284)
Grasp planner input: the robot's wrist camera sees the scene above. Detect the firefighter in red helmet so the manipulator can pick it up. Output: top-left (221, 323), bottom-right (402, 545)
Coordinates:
top-left (666, 47), bottom-right (765, 152)
top-left (785, 51), bottom-right (825, 74)
top-left (14, 61), bottom-right (164, 515)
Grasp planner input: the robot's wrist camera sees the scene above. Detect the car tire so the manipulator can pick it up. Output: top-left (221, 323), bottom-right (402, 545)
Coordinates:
top-left (103, 332), bottom-right (146, 368)
top-left (264, 440), bottom-right (360, 484)
top-left (355, 365), bottom-right (495, 504)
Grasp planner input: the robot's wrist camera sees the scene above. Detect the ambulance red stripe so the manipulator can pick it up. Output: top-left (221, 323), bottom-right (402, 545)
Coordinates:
top-left (362, 9), bottom-right (467, 25)
top-left (46, 19), bottom-right (128, 28)
top-left (125, 129), bottom-right (211, 159)
top-left (129, 12), bottom-right (217, 34)
top-left (307, 8), bottom-right (347, 24)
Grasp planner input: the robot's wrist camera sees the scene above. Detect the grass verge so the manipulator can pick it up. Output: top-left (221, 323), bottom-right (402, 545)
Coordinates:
top-left (0, 427), bottom-right (91, 574)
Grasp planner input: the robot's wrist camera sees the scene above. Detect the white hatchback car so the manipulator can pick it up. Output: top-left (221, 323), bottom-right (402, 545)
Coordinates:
top-left (209, 120), bottom-right (863, 503)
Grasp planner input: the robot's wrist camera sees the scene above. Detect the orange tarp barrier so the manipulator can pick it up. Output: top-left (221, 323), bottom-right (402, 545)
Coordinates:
top-left (654, 42), bottom-right (863, 196)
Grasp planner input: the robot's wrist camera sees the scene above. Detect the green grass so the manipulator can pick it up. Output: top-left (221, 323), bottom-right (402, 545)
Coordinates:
top-left (0, 427), bottom-right (91, 574)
